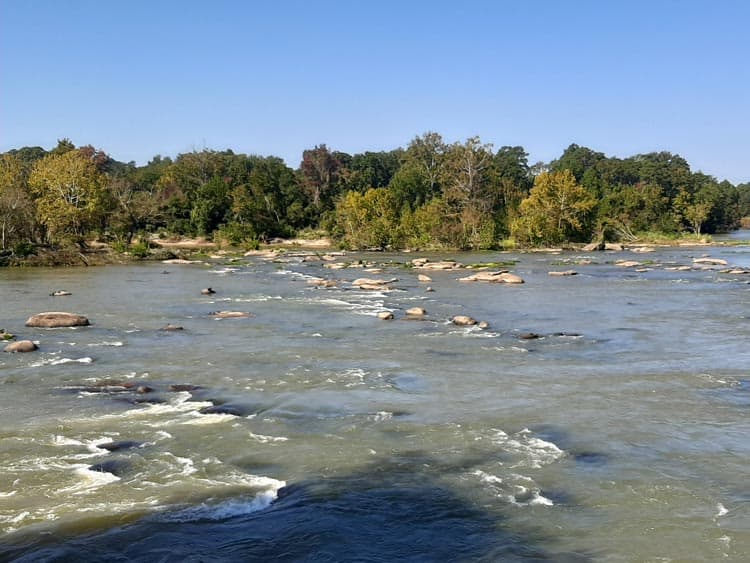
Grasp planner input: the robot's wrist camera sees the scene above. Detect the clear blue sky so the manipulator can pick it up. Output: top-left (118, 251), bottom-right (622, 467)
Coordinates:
top-left (1, 0), bottom-right (748, 183)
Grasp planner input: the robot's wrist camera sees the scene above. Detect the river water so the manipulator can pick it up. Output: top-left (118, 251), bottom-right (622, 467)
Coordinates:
top-left (1, 242), bottom-right (749, 561)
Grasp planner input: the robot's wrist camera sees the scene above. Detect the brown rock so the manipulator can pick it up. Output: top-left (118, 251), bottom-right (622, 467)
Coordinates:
top-left (26, 312), bottom-right (90, 328)
top-left (377, 311), bottom-right (395, 320)
top-left (405, 307), bottom-right (426, 317)
top-left (210, 311), bottom-right (253, 318)
top-left (452, 315), bottom-right (477, 326)
top-left (548, 270), bottom-right (577, 276)
top-left (4, 340), bottom-right (38, 353)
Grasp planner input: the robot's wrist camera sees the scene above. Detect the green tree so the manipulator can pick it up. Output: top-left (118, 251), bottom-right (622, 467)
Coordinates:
top-left (332, 188), bottom-right (400, 249)
top-left (299, 144), bottom-right (342, 212)
top-left (191, 176), bottom-right (231, 236)
top-left (440, 137), bottom-right (498, 248)
top-left (0, 154), bottom-right (36, 250)
top-left (512, 170), bottom-right (596, 246)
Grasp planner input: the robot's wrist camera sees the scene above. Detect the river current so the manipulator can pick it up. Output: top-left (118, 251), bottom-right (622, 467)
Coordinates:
top-left (1, 242), bottom-right (749, 561)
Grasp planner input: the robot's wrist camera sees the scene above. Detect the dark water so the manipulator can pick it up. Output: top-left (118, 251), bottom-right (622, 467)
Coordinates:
top-left (1, 245), bottom-right (750, 561)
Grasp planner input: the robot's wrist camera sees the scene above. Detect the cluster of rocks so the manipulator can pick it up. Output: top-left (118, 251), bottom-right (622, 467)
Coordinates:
top-left (4, 312), bottom-right (92, 353)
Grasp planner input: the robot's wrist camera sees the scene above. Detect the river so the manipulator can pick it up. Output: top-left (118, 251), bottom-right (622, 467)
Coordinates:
top-left (1, 242), bottom-right (749, 561)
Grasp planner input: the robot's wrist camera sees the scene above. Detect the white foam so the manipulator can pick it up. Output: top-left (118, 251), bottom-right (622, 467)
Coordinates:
top-left (51, 357), bottom-right (94, 365)
top-left (180, 412), bottom-right (238, 425)
top-left (58, 466), bottom-right (121, 494)
top-left (491, 428), bottom-right (565, 469)
top-left (716, 503), bottom-right (729, 517)
top-left (157, 476), bottom-right (285, 522)
top-left (28, 356), bottom-right (94, 367)
top-left (248, 432), bottom-right (289, 444)
top-left (53, 435), bottom-right (86, 447)
top-left (473, 470), bottom-right (503, 485)
top-left (87, 341), bottom-right (124, 347)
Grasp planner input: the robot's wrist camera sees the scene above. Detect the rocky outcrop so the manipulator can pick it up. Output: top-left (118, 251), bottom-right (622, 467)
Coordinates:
top-left (583, 241), bottom-right (605, 252)
top-left (352, 278), bottom-right (397, 290)
top-left (415, 260), bottom-right (464, 270)
top-left (25, 312), bottom-right (90, 328)
top-left (693, 257), bottom-right (728, 266)
top-left (459, 271), bottom-right (524, 284)
top-left (452, 315), bottom-right (477, 326)
top-left (4, 340), bottom-right (38, 353)
top-left (210, 311), bottom-right (253, 318)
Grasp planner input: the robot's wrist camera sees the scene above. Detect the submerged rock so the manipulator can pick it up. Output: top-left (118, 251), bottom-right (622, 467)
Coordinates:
top-left (88, 459), bottom-right (129, 476)
top-left (159, 324), bottom-right (184, 331)
top-left (201, 287), bottom-right (216, 295)
top-left (519, 332), bottom-right (541, 340)
top-left (3, 340), bottom-right (38, 353)
top-left (25, 312), bottom-right (90, 328)
top-left (169, 384), bottom-right (204, 392)
top-left (548, 270), bottom-right (577, 276)
top-left (50, 290), bottom-right (72, 296)
top-left (98, 440), bottom-right (144, 452)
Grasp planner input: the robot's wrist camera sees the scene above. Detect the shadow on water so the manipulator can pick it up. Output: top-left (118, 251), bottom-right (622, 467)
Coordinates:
top-left (0, 455), bottom-right (591, 563)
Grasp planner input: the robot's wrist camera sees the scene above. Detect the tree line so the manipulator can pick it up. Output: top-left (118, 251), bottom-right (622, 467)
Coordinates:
top-left (1, 133), bottom-right (749, 257)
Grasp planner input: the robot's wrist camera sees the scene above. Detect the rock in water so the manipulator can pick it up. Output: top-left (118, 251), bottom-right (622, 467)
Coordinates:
top-left (405, 307), bottom-right (426, 317)
top-left (3, 340), bottom-right (38, 353)
top-left (25, 312), bottom-right (90, 328)
top-left (452, 315), bottom-right (478, 326)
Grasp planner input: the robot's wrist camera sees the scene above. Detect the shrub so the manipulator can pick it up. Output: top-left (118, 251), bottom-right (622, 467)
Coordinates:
top-left (130, 242), bottom-right (151, 258)
top-left (13, 240), bottom-right (36, 257)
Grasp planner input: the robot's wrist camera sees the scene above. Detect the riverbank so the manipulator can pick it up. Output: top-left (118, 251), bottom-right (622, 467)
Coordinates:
top-left (3, 233), bottom-right (749, 267)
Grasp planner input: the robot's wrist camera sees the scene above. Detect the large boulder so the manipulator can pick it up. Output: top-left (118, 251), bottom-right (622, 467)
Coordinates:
top-left (26, 312), bottom-right (90, 328)
top-left (405, 307), bottom-right (426, 317)
top-left (452, 315), bottom-right (477, 326)
top-left (4, 340), bottom-right (38, 353)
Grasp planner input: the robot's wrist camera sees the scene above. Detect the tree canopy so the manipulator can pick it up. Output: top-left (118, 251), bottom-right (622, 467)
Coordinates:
top-left (0, 136), bottom-right (746, 257)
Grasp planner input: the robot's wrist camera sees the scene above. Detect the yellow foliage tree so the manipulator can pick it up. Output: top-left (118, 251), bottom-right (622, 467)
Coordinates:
top-left (28, 150), bottom-right (107, 244)
top-left (512, 170), bottom-right (596, 246)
